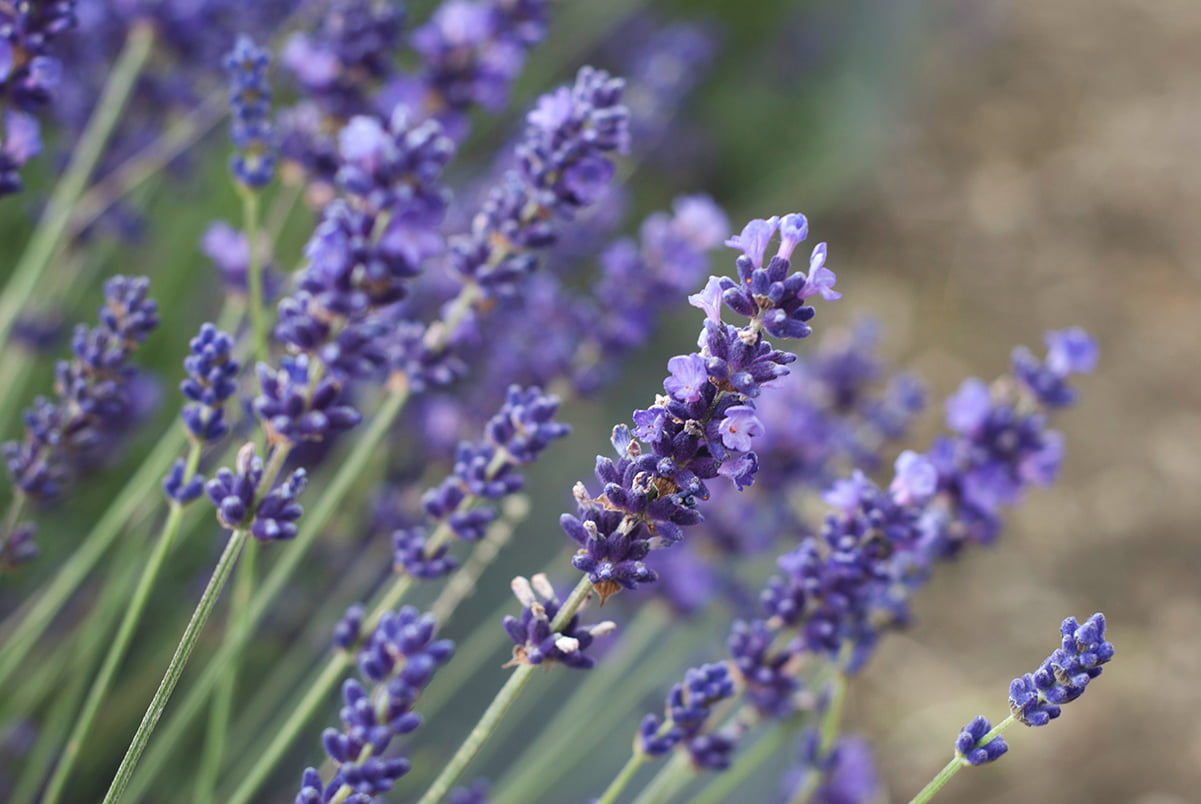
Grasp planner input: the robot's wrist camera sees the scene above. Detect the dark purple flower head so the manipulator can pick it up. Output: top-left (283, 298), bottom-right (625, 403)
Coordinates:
top-left (180, 323), bottom-right (240, 443)
top-left (303, 606), bottom-right (452, 801)
top-left (224, 35), bottom-right (276, 188)
top-left (639, 661), bottom-right (735, 761)
top-left (502, 574), bottom-right (616, 669)
top-left (253, 355), bottom-right (362, 446)
top-left (1012, 327), bottom-right (1098, 409)
top-left (205, 442), bottom-right (308, 541)
top-left (4, 276), bottom-right (158, 545)
top-left (955, 716), bottom-right (1008, 765)
top-left (162, 458), bottom-right (205, 506)
top-left (0, 0), bottom-right (77, 195)
top-left (1009, 613), bottom-right (1114, 727)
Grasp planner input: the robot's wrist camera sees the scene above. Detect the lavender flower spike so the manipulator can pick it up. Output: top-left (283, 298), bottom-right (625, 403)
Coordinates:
top-left (954, 716), bottom-right (1008, 766)
top-left (297, 606), bottom-right (453, 802)
top-left (0, 0), bottom-right (78, 195)
top-left (638, 661), bottom-right (737, 769)
top-left (1009, 613), bottom-right (1114, 727)
top-left (224, 35), bottom-right (276, 188)
top-left (564, 212), bottom-right (838, 601)
top-left (205, 443), bottom-right (308, 541)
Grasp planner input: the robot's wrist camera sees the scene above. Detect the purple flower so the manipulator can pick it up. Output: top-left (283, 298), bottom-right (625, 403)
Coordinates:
top-left (888, 450), bottom-right (937, 505)
top-left (955, 716), bottom-right (1008, 766)
top-left (300, 606), bottom-right (453, 801)
top-left (1009, 613), bottom-right (1114, 727)
top-left (665, 354), bottom-right (709, 402)
top-left (205, 443), bottom-right (308, 541)
top-left (717, 405), bottom-right (764, 452)
top-left (502, 575), bottom-right (615, 669)
top-left (688, 275), bottom-right (725, 323)
top-left (724, 216), bottom-right (780, 269)
top-left (179, 323), bottom-right (240, 444)
top-left (1045, 328), bottom-right (1098, 376)
top-left (800, 243), bottom-right (841, 301)
top-left (945, 378), bottom-right (992, 434)
top-left (224, 35), bottom-right (276, 188)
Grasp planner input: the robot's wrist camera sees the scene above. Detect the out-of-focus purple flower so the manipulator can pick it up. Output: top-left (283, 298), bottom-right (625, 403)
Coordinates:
top-left (224, 35), bottom-right (276, 188)
top-left (447, 66), bottom-right (628, 299)
top-left (502, 574), bottom-right (615, 669)
top-left (779, 734), bottom-right (880, 804)
top-left (396, 385), bottom-right (569, 577)
top-left (0, 1), bottom-right (77, 194)
top-left (3, 276), bottom-right (158, 564)
top-left (448, 779), bottom-right (491, 804)
top-left (638, 662), bottom-right (736, 769)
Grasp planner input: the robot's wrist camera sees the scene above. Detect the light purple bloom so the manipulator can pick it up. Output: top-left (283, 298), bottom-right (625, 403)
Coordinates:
top-left (338, 115), bottom-right (390, 169)
top-left (889, 449), bottom-right (938, 505)
top-left (799, 243), bottom-right (841, 301)
top-left (688, 276), bottom-right (724, 323)
top-left (672, 195), bottom-right (729, 251)
top-left (4, 111), bottom-right (41, 162)
top-left (527, 86), bottom-right (573, 132)
top-left (724, 216), bottom-right (780, 269)
top-left (664, 353), bottom-right (708, 402)
top-left (823, 470), bottom-right (872, 512)
top-left (633, 407), bottom-right (668, 441)
top-left (718, 405), bottom-right (764, 452)
top-left (777, 213), bottom-right (809, 260)
top-left (1045, 328), bottom-right (1098, 376)
top-left (945, 378), bottom-right (992, 434)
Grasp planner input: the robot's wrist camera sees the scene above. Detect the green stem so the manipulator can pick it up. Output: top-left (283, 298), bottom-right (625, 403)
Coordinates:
top-left (240, 187), bottom-right (269, 366)
top-left (8, 534), bottom-right (145, 804)
top-left (39, 441), bottom-right (203, 804)
top-left (597, 752), bottom-right (648, 804)
top-left (630, 751), bottom-right (691, 804)
top-left (0, 300), bottom-right (240, 688)
top-left (222, 447), bottom-right (517, 804)
top-left (102, 445), bottom-right (290, 804)
top-left (906, 715), bottom-right (1017, 804)
top-left (123, 388), bottom-right (410, 801)
top-left (0, 429), bottom-right (184, 689)
top-left (195, 538), bottom-right (258, 803)
top-left (101, 527), bottom-right (249, 804)
top-left (414, 576), bottom-right (594, 804)
top-left (0, 23), bottom-right (156, 350)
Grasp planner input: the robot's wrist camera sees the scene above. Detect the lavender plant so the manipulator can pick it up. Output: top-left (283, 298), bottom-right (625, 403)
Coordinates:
top-left (0, 4), bottom-right (1123, 804)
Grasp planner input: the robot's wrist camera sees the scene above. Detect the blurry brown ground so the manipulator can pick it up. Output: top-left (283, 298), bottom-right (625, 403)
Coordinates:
top-left (827, 1), bottom-right (1201, 801)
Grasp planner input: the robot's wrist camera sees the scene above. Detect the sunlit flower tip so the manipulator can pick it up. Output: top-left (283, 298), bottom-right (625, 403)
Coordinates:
top-left (888, 449), bottom-right (938, 505)
top-left (554, 635), bottom-right (580, 653)
top-left (955, 716), bottom-right (1008, 765)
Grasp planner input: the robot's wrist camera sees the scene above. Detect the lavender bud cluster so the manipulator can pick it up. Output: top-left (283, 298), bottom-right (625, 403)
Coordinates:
top-left (297, 607), bottom-right (454, 802)
top-left (224, 35), bottom-right (276, 189)
top-left (3, 276), bottom-right (157, 565)
top-left (0, 0), bottom-right (78, 195)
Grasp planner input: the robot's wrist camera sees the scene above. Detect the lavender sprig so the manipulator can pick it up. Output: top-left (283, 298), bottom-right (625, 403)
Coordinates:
top-left (296, 607), bottom-right (453, 803)
top-left (0, 0), bottom-right (78, 195)
top-left (224, 35), bottom-right (276, 189)
top-left (908, 613), bottom-right (1114, 804)
top-left (3, 276), bottom-right (158, 567)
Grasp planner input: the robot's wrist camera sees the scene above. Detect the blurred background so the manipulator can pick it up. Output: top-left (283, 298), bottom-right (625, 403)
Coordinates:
top-left (2, 0), bottom-right (1198, 802)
